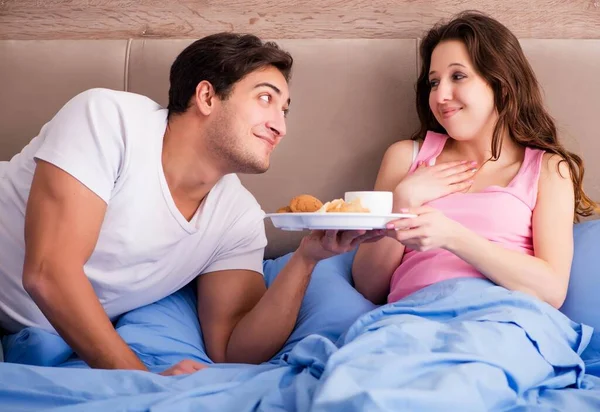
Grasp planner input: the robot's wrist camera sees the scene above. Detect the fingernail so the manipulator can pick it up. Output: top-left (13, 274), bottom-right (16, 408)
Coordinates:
top-left (470, 161), bottom-right (478, 166)
top-left (386, 223), bottom-right (394, 229)
top-left (470, 168), bottom-right (477, 173)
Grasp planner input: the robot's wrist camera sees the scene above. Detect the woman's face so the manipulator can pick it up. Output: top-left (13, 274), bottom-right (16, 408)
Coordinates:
top-left (428, 40), bottom-right (497, 142)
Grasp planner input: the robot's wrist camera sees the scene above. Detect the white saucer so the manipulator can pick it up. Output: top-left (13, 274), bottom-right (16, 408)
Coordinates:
top-left (264, 212), bottom-right (416, 231)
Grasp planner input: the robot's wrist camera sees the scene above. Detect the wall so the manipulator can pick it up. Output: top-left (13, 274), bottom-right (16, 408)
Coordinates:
top-left (1, 0), bottom-right (599, 40)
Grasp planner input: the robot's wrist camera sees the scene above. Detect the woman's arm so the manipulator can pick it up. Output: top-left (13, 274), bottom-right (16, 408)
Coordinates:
top-left (447, 154), bottom-right (574, 308)
top-left (353, 140), bottom-right (477, 304)
top-left (393, 153), bottom-right (574, 308)
top-left (352, 141), bottom-right (415, 304)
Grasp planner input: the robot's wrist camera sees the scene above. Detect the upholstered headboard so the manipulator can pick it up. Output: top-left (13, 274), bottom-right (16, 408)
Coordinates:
top-left (1, 39), bottom-right (598, 258)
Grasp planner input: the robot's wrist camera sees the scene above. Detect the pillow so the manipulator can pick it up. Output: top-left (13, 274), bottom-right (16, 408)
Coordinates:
top-left (2, 327), bottom-right (72, 366)
top-left (263, 249), bottom-right (378, 362)
top-left (559, 219), bottom-right (600, 375)
top-left (2, 282), bottom-right (209, 371)
top-left (113, 282), bottom-right (212, 371)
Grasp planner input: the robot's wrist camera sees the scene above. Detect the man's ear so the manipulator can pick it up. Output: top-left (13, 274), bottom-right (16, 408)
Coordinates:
top-left (194, 80), bottom-right (217, 116)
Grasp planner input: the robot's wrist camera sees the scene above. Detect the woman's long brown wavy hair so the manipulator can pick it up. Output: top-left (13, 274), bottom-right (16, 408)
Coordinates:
top-left (412, 10), bottom-right (598, 220)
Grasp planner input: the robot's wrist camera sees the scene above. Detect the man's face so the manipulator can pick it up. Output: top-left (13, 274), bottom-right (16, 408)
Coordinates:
top-left (206, 66), bottom-right (290, 174)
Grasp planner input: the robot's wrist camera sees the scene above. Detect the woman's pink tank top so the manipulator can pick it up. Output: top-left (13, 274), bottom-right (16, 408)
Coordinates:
top-left (388, 131), bottom-right (545, 302)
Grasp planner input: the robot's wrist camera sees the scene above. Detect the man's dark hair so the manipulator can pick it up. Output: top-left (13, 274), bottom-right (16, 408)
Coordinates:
top-left (167, 33), bottom-right (293, 117)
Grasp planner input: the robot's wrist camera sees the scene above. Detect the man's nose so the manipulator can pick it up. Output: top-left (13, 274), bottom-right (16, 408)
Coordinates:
top-left (267, 113), bottom-right (286, 138)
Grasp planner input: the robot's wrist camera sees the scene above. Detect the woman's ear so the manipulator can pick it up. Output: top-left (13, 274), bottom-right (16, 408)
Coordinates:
top-left (494, 83), bottom-right (509, 109)
top-left (500, 83), bottom-right (510, 101)
top-left (194, 80), bottom-right (217, 116)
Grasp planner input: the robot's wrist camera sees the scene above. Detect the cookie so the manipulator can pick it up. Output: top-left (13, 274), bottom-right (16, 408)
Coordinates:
top-left (289, 194), bottom-right (323, 213)
top-left (338, 198), bottom-right (370, 213)
top-left (323, 198), bottom-right (345, 212)
top-left (276, 205), bottom-right (292, 213)
top-left (323, 198), bottom-right (369, 213)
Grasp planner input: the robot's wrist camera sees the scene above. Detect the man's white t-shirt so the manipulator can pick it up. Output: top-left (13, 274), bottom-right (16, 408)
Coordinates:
top-left (0, 88), bottom-right (268, 333)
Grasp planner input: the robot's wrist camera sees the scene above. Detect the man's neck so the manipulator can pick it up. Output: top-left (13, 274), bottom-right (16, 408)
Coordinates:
top-left (161, 114), bottom-right (224, 206)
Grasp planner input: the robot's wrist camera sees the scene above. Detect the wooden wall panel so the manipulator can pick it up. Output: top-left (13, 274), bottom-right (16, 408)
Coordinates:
top-left (0, 0), bottom-right (599, 40)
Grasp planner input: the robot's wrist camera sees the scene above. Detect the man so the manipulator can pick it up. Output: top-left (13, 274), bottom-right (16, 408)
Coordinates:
top-left (0, 33), bottom-right (382, 374)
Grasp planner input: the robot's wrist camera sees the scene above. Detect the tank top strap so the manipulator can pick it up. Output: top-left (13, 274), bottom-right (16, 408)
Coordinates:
top-left (408, 131), bottom-right (449, 173)
top-left (509, 146), bottom-right (546, 209)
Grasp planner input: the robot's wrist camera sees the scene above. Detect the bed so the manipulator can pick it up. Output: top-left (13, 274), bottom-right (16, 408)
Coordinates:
top-left (1, 38), bottom-right (600, 411)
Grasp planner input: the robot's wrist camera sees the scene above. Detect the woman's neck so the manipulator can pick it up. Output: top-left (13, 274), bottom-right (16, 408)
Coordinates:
top-left (447, 131), bottom-right (521, 166)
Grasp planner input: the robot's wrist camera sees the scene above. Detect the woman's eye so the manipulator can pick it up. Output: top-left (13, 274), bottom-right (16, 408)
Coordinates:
top-left (429, 79), bottom-right (439, 88)
top-left (260, 95), bottom-right (271, 103)
top-left (453, 73), bottom-right (466, 80)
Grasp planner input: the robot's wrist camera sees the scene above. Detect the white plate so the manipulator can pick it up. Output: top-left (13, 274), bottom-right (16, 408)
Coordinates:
top-left (264, 212), bottom-right (416, 231)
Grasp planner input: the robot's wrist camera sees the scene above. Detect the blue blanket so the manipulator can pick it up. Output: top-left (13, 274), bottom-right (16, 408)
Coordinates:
top-left (2, 278), bottom-right (600, 411)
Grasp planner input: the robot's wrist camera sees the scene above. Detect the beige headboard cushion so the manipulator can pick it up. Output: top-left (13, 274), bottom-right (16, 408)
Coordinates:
top-left (519, 40), bottom-right (600, 203)
top-left (0, 40), bottom-right (128, 158)
top-left (0, 39), bottom-right (598, 258)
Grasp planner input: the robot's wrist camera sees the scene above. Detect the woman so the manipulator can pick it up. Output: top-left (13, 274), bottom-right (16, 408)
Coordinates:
top-left (314, 12), bottom-right (600, 411)
top-left (352, 11), bottom-right (598, 307)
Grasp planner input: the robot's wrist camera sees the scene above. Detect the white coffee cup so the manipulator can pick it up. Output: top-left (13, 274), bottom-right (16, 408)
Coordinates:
top-left (344, 191), bottom-right (393, 215)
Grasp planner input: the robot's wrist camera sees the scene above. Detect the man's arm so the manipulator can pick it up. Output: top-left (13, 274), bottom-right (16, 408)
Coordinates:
top-left (22, 160), bottom-right (147, 370)
top-left (198, 229), bottom-right (380, 364)
top-left (197, 251), bottom-right (314, 364)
